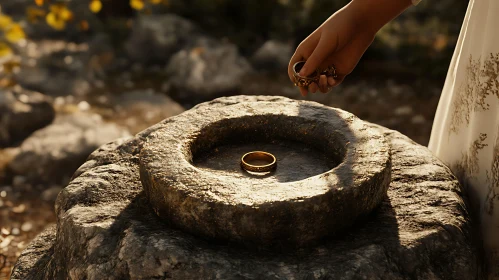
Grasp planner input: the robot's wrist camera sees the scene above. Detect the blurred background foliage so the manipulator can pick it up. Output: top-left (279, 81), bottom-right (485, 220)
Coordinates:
top-left (154, 0), bottom-right (468, 80)
top-left (0, 0), bottom-right (468, 81)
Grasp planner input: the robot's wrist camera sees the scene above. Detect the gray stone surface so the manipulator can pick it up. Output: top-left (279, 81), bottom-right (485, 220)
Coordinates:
top-left (7, 112), bottom-right (130, 186)
top-left (251, 40), bottom-right (294, 72)
top-left (16, 34), bottom-right (113, 97)
top-left (110, 89), bottom-right (185, 133)
top-left (125, 14), bottom-right (199, 64)
top-left (165, 37), bottom-right (253, 104)
top-left (140, 98), bottom-right (391, 247)
top-left (12, 96), bottom-right (482, 280)
top-left (0, 88), bottom-right (55, 147)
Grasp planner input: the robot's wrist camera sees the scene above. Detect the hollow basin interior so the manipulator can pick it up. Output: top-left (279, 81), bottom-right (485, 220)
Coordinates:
top-left (190, 115), bottom-right (348, 184)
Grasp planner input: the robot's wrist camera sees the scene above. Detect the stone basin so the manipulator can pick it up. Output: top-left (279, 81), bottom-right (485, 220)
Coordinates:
top-left (139, 100), bottom-right (391, 247)
top-left (11, 96), bottom-right (481, 280)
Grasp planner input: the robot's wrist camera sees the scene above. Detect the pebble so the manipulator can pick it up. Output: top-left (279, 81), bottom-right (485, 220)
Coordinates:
top-left (1, 228), bottom-right (10, 235)
top-left (12, 176), bottom-right (27, 187)
top-left (411, 114), bottom-right (426, 124)
top-left (78, 101), bottom-right (91, 111)
top-left (0, 236), bottom-right (13, 248)
top-left (21, 222), bottom-right (33, 232)
top-left (64, 55), bottom-right (74, 65)
top-left (394, 105), bottom-right (413, 116)
top-left (11, 228), bottom-right (20, 235)
top-left (12, 204), bottom-right (26, 213)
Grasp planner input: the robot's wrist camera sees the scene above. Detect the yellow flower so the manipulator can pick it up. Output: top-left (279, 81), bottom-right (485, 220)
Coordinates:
top-left (5, 24), bottom-right (26, 43)
top-left (35, 0), bottom-right (44, 7)
top-left (0, 14), bottom-right (13, 30)
top-left (89, 0), bottom-right (103, 13)
top-left (52, 5), bottom-right (73, 21)
top-left (0, 42), bottom-right (13, 57)
top-left (26, 6), bottom-right (47, 23)
top-left (130, 0), bottom-right (145, 10)
top-left (149, 0), bottom-right (162, 4)
top-left (46, 4), bottom-right (73, 30)
top-left (1, 60), bottom-right (21, 74)
top-left (46, 13), bottom-right (65, 30)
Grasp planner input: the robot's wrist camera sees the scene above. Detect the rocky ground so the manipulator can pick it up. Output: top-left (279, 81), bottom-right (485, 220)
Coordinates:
top-left (0, 12), bottom-right (446, 279)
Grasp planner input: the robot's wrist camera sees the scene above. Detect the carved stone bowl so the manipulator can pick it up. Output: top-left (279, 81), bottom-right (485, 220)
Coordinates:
top-left (139, 98), bottom-right (391, 247)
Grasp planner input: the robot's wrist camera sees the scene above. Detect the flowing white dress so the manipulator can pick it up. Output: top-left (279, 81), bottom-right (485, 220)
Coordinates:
top-left (426, 0), bottom-right (499, 278)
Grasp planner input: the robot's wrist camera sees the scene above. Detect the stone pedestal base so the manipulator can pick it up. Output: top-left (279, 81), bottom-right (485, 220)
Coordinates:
top-left (12, 96), bottom-right (482, 280)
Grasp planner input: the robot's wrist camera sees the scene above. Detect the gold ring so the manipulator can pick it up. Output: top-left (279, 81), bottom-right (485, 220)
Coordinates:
top-left (292, 61), bottom-right (338, 87)
top-left (241, 151), bottom-right (277, 173)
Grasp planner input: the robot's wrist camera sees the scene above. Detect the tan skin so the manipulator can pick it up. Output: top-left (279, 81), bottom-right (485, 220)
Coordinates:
top-left (288, 0), bottom-right (414, 96)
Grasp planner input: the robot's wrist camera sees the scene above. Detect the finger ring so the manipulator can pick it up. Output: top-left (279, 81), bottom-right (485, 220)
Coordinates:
top-left (241, 151), bottom-right (277, 173)
top-left (292, 61), bottom-right (320, 87)
top-left (322, 64), bottom-right (338, 79)
top-left (292, 61), bottom-right (338, 87)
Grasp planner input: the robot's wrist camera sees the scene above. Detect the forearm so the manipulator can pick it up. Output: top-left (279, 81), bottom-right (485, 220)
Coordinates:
top-left (347, 0), bottom-right (414, 34)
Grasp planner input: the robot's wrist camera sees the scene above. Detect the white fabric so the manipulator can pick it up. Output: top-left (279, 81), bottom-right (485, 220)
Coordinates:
top-left (428, 0), bottom-right (499, 278)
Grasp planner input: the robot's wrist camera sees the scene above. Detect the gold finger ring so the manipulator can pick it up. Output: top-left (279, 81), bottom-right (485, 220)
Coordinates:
top-left (292, 61), bottom-right (319, 87)
top-left (241, 151), bottom-right (277, 173)
top-left (292, 61), bottom-right (338, 87)
top-left (322, 64), bottom-right (338, 79)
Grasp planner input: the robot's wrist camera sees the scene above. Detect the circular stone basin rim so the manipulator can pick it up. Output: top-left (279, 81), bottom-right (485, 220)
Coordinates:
top-left (139, 100), bottom-right (391, 247)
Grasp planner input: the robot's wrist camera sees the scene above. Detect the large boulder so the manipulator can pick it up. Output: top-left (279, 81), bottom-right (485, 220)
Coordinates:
top-left (166, 37), bottom-right (253, 104)
top-left (6, 112), bottom-right (130, 186)
top-left (250, 40), bottom-right (293, 72)
top-left (125, 14), bottom-right (199, 64)
top-left (17, 66), bottom-right (91, 98)
top-left (16, 34), bottom-right (114, 97)
top-left (12, 96), bottom-right (482, 279)
top-left (110, 89), bottom-right (185, 134)
top-left (0, 88), bottom-right (55, 147)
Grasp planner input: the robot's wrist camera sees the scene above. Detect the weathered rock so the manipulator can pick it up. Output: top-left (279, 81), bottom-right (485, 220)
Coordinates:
top-left (7, 112), bottom-right (130, 186)
top-left (111, 89), bottom-right (185, 134)
top-left (165, 37), bottom-right (253, 104)
top-left (0, 88), bottom-right (55, 147)
top-left (10, 224), bottom-right (56, 280)
top-left (251, 40), bottom-right (293, 72)
top-left (12, 96), bottom-right (482, 280)
top-left (140, 98), bottom-right (391, 247)
top-left (16, 34), bottom-right (114, 96)
top-left (16, 66), bottom-right (91, 97)
top-left (125, 14), bottom-right (199, 64)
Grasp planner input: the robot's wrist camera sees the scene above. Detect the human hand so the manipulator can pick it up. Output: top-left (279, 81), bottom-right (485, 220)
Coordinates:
top-left (288, 3), bottom-right (377, 96)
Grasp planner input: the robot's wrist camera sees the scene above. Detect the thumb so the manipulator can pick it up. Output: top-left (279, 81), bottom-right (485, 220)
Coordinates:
top-left (299, 36), bottom-right (332, 77)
